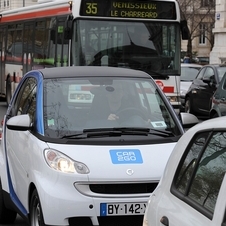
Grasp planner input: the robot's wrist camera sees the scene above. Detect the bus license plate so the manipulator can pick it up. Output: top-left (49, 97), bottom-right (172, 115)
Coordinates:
top-left (100, 203), bottom-right (146, 216)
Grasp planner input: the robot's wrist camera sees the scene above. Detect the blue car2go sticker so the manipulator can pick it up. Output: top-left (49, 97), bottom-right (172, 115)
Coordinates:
top-left (109, 149), bottom-right (143, 164)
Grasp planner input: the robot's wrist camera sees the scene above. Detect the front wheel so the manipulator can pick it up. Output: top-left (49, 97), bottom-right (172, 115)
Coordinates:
top-left (0, 180), bottom-right (17, 224)
top-left (30, 189), bottom-right (46, 226)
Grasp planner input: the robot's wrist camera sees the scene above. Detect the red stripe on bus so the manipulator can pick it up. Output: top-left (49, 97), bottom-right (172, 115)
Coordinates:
top-left (162, 87), bottom-right (174, 93)
top-left (0, 6), bottom-right (70, 22)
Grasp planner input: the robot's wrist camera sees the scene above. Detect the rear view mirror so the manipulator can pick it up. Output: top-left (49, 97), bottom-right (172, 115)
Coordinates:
top-left (64, 15), bottom-right (73, 40)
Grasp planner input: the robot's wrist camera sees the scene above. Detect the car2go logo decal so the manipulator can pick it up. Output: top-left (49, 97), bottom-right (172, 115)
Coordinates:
top-left (109, 149), bottom-right (143, 164)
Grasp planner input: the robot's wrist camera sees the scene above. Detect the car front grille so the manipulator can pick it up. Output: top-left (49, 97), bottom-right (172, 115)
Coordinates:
top-left (89, 183), bottom-right (158, 194)
top-left (69, 215), bottom-right (144, 226)
top-left (98, 215), bottom-right (144, 226)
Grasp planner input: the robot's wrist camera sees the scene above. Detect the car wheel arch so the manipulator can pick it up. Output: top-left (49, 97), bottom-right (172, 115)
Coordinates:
top-left (210, 109), bottom-right (220, 118)
top-left (29, 188), bottom-right (46, 226)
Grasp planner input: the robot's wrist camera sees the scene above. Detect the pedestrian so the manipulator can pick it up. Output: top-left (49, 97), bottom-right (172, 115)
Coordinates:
top-left (183, 54), bottom-right (191, 63)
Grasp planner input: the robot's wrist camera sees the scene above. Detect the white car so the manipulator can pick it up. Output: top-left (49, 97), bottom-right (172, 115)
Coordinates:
top-left (0, 66), bottom-right (198, 226)
top-left (143, 116), bottom-right (226, 226)
top-left (180, 63), bottom-right (202, 110)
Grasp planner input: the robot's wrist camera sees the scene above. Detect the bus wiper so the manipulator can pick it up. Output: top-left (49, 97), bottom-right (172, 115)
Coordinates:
top-left (61, 127), bottom-right (173, 139)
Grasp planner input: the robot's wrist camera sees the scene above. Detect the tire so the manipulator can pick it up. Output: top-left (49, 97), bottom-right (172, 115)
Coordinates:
top-left (6, 77), bottom-right (12, 106)
top-left (30, 190), bottom-right (46, 226)
top-left (0, 180), bottom-right (17, 224)
top-left (185, 98), bottom-right (194, 114)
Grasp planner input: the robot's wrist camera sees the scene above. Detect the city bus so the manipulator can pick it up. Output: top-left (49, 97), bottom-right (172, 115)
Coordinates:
top-left (0, 0), bottom-right (189, 111)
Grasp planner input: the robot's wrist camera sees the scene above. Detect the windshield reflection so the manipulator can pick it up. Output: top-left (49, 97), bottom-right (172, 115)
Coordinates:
top-left (72, 20), bottom-right (180, 77)
top-left (43, 77), bottom-right (180, 138)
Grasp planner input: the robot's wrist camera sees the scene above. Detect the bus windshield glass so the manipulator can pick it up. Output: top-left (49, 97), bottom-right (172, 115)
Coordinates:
top-left (72, 20), bottom-right (180, 77)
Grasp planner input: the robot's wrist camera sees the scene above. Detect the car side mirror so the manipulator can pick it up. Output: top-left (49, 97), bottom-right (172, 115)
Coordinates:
top-left (6, 114), bottom-right (33, 131)
top-left (179, 112), bottom-right (199, 129)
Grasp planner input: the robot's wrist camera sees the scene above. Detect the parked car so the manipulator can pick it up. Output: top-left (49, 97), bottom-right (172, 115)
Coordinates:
top-left (185, 64), bottom-right (226, 117)
top-left (0, 66), bottom-right (198, 225)
top-left (210, 71), bottom-right (226, 118)
top-left (197, 56), bottom-right (210, 65)
top-left (180, 63), bottom-right (202, 110)
top-left (143, 116), bottom-right (226, 226)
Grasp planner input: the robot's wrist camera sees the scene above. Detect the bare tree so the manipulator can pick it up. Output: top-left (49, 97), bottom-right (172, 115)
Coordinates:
top-left (178, 0), bottom-right (215, 60)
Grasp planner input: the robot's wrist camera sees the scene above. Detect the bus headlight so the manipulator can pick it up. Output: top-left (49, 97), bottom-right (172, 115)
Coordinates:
top-left (44, 149), bottom-right (90, 174)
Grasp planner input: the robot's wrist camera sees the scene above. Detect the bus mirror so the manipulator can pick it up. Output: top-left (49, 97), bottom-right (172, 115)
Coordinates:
top-left (180, 20), bottom-right (190, 40)
top-left (50, 30), bottom-right (55, 42)
top-left (64, 27), bottom-right (72, 40)
top-left (64, 17), bottom-right (73, 40)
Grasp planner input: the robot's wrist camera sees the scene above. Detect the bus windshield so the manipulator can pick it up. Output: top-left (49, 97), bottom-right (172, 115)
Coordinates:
top-left (72, 19), bottom-right (180, 77)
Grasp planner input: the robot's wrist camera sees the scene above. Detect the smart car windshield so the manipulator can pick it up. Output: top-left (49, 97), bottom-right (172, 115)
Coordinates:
top-left (43, 77), bottom-right (181, 138)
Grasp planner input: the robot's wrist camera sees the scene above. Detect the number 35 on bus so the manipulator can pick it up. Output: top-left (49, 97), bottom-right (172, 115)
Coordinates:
top-left (0, 0), bottom-right (189, 112)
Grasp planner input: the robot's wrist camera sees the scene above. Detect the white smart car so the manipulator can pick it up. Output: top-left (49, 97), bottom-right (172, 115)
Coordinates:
top-left (0, 66), bottom-right (198, 226)
top-left (143, 116), bottom-right (226, 226)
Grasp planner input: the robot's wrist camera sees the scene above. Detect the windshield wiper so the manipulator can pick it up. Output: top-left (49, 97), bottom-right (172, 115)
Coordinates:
top-left (113, 127), bottom-right (173, 137)
top-left (61, 130), bottom-right (122, 139)
top-left (61, 127), bottom-right (174, 139)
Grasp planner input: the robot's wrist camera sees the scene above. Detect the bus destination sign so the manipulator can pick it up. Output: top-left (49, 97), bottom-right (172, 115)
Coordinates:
top-left (80, 0), bottom-right (176, 19)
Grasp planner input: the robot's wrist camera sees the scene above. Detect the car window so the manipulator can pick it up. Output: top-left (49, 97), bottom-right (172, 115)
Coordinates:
top-left (223, 77), bottom-right (226, 90)
top-left (196, 67), bottom-right (206, 80)
top-left (203, 67), bottom-right (214, 81)
top-left (174, 131), bottom-right (226, 215)
top-left (181, 67), bottom-right (201, 81)
top-left (14, 77), bottom-right (37, 123)
top-left (217, 69), bottom-right (226, 82)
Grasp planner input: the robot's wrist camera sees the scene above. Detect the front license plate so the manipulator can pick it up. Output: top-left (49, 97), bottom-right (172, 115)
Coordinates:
top-left (100, 203), bottom-right (146, 216)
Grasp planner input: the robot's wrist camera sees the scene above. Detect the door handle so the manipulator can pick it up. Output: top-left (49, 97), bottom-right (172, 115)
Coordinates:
top-left (160, 216), bottom-right (169, 226)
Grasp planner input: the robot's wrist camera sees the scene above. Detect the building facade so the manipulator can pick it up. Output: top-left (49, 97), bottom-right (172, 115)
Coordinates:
top-left (209, 0), bottom-right (226, 64)
top-left (180, 0), bottom-right (215, 63)
top-left (0, 0), bottom-right (37, 11)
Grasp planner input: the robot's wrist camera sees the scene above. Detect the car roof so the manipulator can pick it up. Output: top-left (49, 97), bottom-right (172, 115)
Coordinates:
top-left (188, 116), bottom-right (226, 133)
top-left (181, 63), bottom-right (202, 68)
top-left (202, 64), bottom-right (226, 67)
top-left (34, 66), bottom-right (152, 79)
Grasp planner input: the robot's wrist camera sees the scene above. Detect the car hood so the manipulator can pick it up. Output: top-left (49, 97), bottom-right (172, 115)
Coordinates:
top-left (47, 142), bottom-right (175, 182)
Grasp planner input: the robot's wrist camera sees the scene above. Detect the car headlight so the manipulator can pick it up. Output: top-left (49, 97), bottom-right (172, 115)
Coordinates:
top-left (44, 149), bottom-right (90, 174)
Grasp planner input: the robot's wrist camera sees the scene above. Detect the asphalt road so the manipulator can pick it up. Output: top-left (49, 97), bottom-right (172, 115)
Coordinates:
top-left (0, 101), bottom-right (28, 226)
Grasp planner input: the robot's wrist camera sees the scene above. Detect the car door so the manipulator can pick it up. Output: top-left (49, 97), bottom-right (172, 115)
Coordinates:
top-left (190, 67), bottom-right (206, 113)
top-left (5, 77), bottom-right (37, 207)
top-left (195, 66), bottom-right (216, 114)
top-left (214, 75), bottom-right (226, 116)
top-left (154, 131), bottom-right (226, 226)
